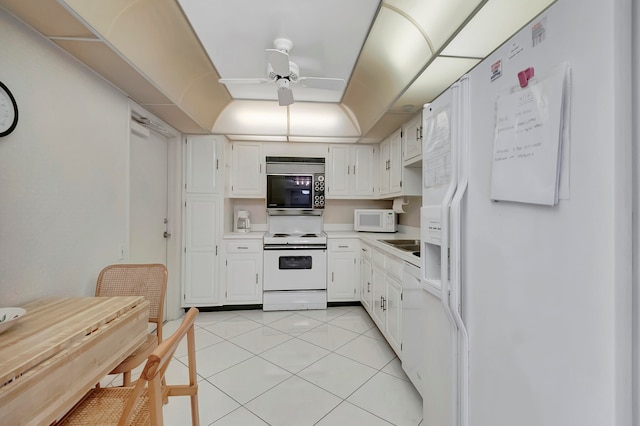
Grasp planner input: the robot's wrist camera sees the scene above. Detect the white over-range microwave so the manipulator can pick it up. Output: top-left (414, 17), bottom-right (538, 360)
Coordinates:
top-left (354, 209), bottom-right (397, 233)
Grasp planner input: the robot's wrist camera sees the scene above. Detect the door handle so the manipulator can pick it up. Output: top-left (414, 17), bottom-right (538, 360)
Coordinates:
top-left (163, 231), bottom-right (171, 238)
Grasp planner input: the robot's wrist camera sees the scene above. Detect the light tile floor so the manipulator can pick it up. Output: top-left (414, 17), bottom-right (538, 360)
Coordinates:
top-left (105, 305), bottom-right (423, 426)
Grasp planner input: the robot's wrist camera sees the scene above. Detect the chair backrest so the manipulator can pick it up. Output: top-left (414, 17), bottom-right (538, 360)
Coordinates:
top-left (119, 307), bottom-right (199, 426)
top-left (96, 264), bottom-right (167, 340)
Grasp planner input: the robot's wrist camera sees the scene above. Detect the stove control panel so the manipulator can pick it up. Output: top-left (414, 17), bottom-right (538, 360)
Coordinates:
top-left (313, 174), bottom-right (325, 209)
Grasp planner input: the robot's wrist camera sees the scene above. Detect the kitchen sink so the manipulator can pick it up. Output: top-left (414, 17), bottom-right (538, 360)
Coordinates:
top-left (379, 239), bottom-right (420, 254)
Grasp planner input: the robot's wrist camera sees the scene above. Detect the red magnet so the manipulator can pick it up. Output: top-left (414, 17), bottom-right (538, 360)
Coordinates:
top-left (518, 67), bottom-right (535, 88)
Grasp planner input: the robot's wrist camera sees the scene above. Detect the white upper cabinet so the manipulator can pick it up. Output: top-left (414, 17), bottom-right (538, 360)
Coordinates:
top-left (327, 145), bottom-right (376, 198)
top-left (327, 145), bottom-right (350, 196)
top-left (185, 135), bottom-right (223, 194)
top-left (229, 142), bottom-right (264, 198)
top-left (379, 128), bottom-right (421, 199)
top-left (402, 113), bottom-right (423, 165)
top-left (352, 145), bottom-right (376, 197)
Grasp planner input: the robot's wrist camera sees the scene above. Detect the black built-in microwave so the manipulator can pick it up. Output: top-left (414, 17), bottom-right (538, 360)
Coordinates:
top-left (265, 157), bottom-right (325, 211)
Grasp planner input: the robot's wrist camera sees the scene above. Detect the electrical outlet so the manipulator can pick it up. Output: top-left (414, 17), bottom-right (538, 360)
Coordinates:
top-left (118, 244), bottom-right (126, 260)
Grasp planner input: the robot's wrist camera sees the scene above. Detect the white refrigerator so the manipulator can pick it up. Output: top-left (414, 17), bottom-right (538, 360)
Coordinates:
top-left (420, 0), bottom-right (633, 425)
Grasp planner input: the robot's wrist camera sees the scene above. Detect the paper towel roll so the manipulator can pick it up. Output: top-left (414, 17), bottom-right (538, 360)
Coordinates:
top-left (392, 196), bottom-right (408, 214)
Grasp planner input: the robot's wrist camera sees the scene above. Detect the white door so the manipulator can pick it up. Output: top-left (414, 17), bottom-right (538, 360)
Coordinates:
top-left (130, 124), bottom-right (168, 265)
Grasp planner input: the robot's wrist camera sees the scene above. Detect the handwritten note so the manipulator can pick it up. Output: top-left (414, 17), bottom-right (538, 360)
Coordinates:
top-left (490, 63), bottom-right (568, 205)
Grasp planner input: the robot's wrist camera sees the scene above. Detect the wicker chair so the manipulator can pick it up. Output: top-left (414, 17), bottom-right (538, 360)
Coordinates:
top-left (96, 263), bottom-right (168, 386)
top-left (57, 307), bottom-right (200, 426)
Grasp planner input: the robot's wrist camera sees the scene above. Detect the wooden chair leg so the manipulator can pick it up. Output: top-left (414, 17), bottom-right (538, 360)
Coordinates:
top-left (162, 377), bottom-right (168, 404)
top-left (190, 392), bottom-right (200, 426)
top-left (122, 371), bottom-right (132, 387)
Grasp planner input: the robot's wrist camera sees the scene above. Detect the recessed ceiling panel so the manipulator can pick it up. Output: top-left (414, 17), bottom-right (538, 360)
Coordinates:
top-left (177, 0), bottom-right (380, 103)
top-left (289, 103), bottom-right (360, 137)
top-left (391, 56), bottom-right (480, 112)
top-left (212, 100), bottom-right (288, 135)
top-left (385, 0), bottom-right (483, 52)
top-left (442, 0), bottom-right (556, 58)
top-left (343, 6), bottom-right (433, 134)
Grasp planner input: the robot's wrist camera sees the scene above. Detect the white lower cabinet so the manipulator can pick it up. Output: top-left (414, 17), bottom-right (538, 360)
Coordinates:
top-left (360, 243), bottom-right (373, 312)
top-left (368, 247), bottom-right (403, 356)
top-left (183, 195), bottom-right (222, 307)
top-left (224, 239), bottom-right (263, 304)
top-left (327, 239), bottom-right (360, 302)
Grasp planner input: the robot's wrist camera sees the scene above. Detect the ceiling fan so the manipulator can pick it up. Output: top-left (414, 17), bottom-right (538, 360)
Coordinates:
top-left (218, 38), bottom-right (346, 106)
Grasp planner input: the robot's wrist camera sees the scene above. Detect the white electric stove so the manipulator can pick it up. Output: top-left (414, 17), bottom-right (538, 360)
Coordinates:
top-left (263, 214), bottom-right (327, 311)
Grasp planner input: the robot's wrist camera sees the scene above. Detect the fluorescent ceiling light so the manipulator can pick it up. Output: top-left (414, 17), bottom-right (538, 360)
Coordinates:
top-left (213, 100), bottom-right (362, 139)
top-left (212, 100), bottom-right (287, 135)
top-left (289, 103), bottom-right (360, 137)
top-left (288, 137), bottom-right (360, 143)
top-left (392, 56), bottom-right (480, 111)
top-left (226, 135), bottom-right (288, 142)
top-left (384, 0), bottom-right (483, 52)
top-left (442, 0), bottom-right (555, 58)
top-left (373, 7), bottom-right (433, 78)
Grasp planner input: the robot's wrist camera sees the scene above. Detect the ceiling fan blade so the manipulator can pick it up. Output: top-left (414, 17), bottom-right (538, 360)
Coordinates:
top-left (266, 49), bottom-right (290, 76)
top-left (298, 77), bottom-right (346, 91)
top-left (277, 87), bottom-right (294, 106)
top-left (218, 78), bottom-right (269, 85)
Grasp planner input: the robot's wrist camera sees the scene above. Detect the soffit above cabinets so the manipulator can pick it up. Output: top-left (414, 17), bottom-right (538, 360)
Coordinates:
top-left (0, 0), bottom-right (556, 141)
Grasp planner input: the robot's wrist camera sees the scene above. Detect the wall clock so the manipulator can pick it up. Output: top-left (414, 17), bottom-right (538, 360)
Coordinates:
top-left (0, 81), bottom-right (18, 137)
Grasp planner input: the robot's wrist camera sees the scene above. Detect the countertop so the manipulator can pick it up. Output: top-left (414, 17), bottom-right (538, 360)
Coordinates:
top-left (326, 230), bottom-right (421, 267)
top-left (223, 229), bottom-right (421, 267)
top-left (223, 232), bottom-right (265, 240)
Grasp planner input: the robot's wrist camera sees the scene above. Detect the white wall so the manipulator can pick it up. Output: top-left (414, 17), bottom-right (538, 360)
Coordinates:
top-left (0, 9), bottom-right (131, 304)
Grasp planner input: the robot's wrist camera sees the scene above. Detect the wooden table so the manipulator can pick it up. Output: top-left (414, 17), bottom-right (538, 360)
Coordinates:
top-left (0, 297), bottom-right (149, 426)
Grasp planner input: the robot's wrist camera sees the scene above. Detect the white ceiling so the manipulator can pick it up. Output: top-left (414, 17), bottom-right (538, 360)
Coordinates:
top-left (0, 0), bottom-right (556, 141)
top-left (177, 0), bottom-right (380, 104)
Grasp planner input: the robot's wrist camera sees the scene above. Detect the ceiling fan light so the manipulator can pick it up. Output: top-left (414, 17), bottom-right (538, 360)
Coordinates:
top-left (276, 78), bottom-right (290, 90)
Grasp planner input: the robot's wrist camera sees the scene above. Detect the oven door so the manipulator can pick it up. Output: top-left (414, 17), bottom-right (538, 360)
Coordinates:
top-left (266, 174), bottom-right (314, 209)
top-left (263, 248), bottom-right (327, 291)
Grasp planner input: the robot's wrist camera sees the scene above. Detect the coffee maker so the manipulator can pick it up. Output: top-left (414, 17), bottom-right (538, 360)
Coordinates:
top-left (234, 210), bottom-right (251, 233)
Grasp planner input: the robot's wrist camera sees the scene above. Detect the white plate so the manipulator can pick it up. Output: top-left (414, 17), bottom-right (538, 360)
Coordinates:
top-left (0, 307), bottom-right (26, 334)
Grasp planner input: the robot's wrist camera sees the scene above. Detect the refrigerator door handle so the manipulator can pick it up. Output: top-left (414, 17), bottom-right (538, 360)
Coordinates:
top-left (449, 76), bottom-right (471, 426)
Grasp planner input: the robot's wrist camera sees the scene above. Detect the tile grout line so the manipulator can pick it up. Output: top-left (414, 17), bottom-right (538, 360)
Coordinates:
top-left (165, 305), bottom-right (419, 425)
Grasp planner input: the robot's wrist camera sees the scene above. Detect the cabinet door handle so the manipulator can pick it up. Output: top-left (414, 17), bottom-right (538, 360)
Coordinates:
top-left (353, 164), bottom-right (356, 175)
top-left (382, 297), bottom-right (387, 311)
top-left (367, 282), bottom-right (370, 293)
top-left (347, 165), bottom-right (350, 175)
top-left (237, 246), bottom-right (248, 249)
top-left (332, 272), bottom-right (335, 282)
top-left (256, 273), bottom-right (258, 284)
top-left (338, 245), bottom-right (348, 248)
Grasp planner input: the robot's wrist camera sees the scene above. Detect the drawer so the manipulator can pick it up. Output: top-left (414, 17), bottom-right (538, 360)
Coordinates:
top-left (385, 255), bottom-right (403, 280)
top-left (226, 240), bottom-right (261, 253)
top-left (329, 239), bottom-right (359, 252)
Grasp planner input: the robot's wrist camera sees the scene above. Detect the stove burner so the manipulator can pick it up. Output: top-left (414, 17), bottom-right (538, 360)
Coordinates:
top-left (272, 233), bottom-right (290, 237)
top-left (300, 233), bottom-right (318, 237)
